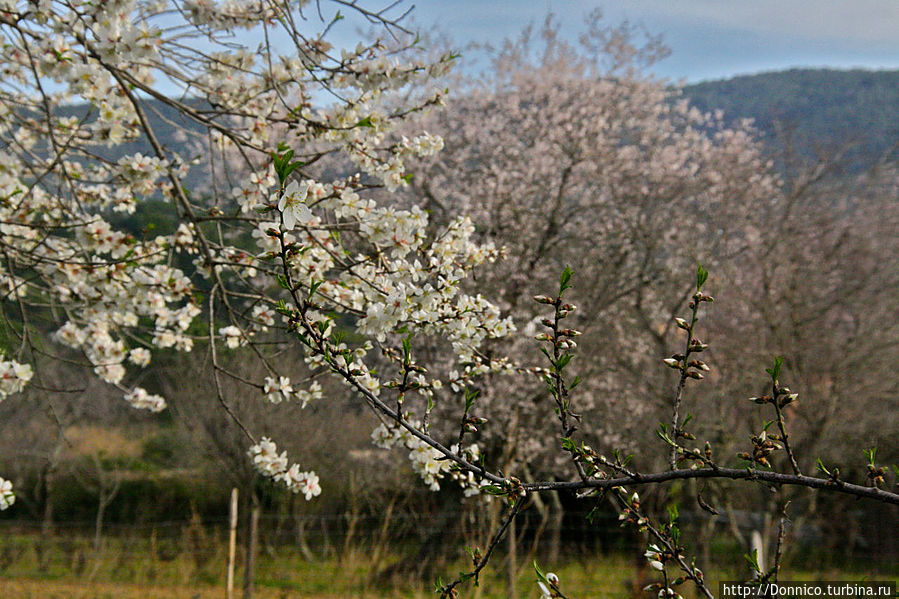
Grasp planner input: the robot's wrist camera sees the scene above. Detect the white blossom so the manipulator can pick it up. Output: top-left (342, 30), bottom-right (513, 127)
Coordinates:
top-left (0, 477), bottom-right (14, 511)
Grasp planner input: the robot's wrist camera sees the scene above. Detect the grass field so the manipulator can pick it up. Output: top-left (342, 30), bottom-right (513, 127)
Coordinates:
top-left (0, 531), bottom-right (896, 598)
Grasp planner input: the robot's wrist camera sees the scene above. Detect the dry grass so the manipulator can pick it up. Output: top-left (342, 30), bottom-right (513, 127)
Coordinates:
top-left (0, 578), bottom-right (380, 598)
top-left (63, 425), bottom-right (145, 459)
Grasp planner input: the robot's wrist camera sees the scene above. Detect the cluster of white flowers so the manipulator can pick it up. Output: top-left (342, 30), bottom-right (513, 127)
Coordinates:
top-left (0, 477), bottom-right (13, 511)
top-left (218, 325), bottom-right (244, 349)
top-left (124, 387), bottom-right (167, 412)
top-left (0, 0), bottom-right (487, 510)
top-left (183, 0), bottom-right (281, 31)
top-left (0, 357), bottom-right (33, 401)
top-left (116, 153), bottom-right (169, 195)
top-left (233, 167), bottom-right (278, 213)
top-left (399, 132), bottom-right (444, 158)
top-left (371, 423), bottom-right (483, 494)
top-left (128, 348), bottom-right (152, 368)
top-left (261, 376), bottom-right (322, 407)
top-left (645, 544), bottom-right (665, 571)
top-left (248, 438), bottom-right (321, 500)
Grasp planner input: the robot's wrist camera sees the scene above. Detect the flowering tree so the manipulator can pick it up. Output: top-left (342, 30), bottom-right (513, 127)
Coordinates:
top-left (0, 2), bottom-right (897, 598)
top-left (403, 14), bottom-right (781, 468)
top-left (401, 16), bottom-right (899, 582)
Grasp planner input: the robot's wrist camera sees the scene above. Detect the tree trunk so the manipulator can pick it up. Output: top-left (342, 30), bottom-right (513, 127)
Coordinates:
top-left (36, 466), bottom-right (55, 573)
top-left (227, 488), bottom-right (238, 599)
top-left (93, 499), bottom-right (107, 553)
top-left (547, 495), bottom-right (563, 564)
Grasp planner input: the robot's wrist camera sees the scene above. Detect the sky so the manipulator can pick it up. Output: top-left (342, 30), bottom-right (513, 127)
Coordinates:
top-left (394, 0), bottom-right (899, 83)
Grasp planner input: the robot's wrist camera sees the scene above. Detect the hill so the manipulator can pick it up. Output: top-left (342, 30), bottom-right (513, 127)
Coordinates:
top-left (683, 68), bottom-right (899, 173)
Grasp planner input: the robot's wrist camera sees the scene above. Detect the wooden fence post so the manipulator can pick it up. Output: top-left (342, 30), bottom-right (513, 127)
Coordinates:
top-left (227, 487), bottom-right (238, 599)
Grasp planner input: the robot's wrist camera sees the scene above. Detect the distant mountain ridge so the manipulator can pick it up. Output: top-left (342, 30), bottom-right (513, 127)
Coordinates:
top-left (683, 68), bottom-right (899, 173)
top-left (74, 68), bottom-right (897, 184)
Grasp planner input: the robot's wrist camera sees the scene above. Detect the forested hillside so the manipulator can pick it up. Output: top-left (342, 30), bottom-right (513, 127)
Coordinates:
top-left (87, 68), bottom-right (899, 180)
top-left (684, 68), bottom-right (899, 172)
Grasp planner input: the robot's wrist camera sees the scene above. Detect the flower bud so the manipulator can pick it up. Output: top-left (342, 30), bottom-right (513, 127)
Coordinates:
top-left (675, 317), bottom-right (690, 330)
top-left (663, 358), bottom-right (681, 369)
top-left (533, 295), bottom-right (556, 304)
top-left (779, 393), bottom-right (799, 407)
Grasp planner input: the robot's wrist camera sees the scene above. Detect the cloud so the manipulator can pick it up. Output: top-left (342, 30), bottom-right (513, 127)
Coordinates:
top-left (607, 0), bottom-right (899, 46)
top-left (398, 0), bottom-right (899, 82)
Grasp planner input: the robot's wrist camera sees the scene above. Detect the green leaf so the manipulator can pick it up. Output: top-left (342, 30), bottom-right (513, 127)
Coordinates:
top-left (354, 116), bottom-right (375, 128)
top-left (696, 263), bottom-right (709, 290)
top-left (656, 424), bottom-right (676, 447)
top-left (671, 524), bottom-right (681, 545)
top-left (863, 447), bottom-right (877, 465)
top-left (667, 504), bottom-right (679, 523)
top-left (543, 375), bottom-right (557, 396)
top-left (276, 274), bottom-right (290, 289)
top-left (559, 265), bottom-right (574, 293)
top-left (308, 280), bottom-right (323, 299)
top-left (765, 356), bottom-right (784, 382)
top-left (282, 160), bottom-right (305, 180)
top-left (402, 335), bottom-right (412, 362)
top-left (464, 388), bottom-right (479, 412)
top-left (744, 549), bottom-right (761, 573)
